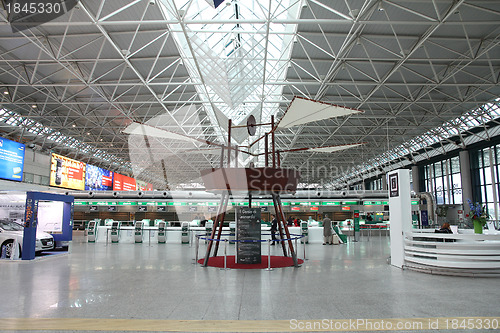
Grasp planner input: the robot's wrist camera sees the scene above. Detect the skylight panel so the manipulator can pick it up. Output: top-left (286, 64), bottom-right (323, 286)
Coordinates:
top-left (158, 0), bottom-right (301, 149)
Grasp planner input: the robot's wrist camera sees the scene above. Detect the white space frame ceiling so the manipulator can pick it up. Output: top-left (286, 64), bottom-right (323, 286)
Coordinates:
top-left (0, 0), bottom-right (499, 190)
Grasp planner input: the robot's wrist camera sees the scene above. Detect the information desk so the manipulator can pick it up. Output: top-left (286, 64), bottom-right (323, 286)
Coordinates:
top-left (404, 229), bottom-right (500, 277)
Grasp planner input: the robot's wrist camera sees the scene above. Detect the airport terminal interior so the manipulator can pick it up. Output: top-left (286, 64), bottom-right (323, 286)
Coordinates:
top-left (1, 0), bottom-right (500, 332)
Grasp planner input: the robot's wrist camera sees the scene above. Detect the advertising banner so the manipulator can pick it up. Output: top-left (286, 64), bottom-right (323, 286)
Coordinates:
top-left (113, 173), bottom-right (136, 191)
top-left (85, 164), bottom-right (113, 191)
top-left (0, 136), bottom-right (25, 181)
top-left (50, 153), bottom-right (86, 190)
top-left (136, 180), bottom-right (154, 191)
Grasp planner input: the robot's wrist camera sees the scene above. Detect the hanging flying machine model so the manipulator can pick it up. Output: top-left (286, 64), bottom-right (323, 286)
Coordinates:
top-left (124, 96), bottom-right (365, 266)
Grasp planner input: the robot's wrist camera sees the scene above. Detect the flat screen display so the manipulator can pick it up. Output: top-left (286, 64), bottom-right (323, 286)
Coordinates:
top-left (113, 173), bottom-right (136, 191)
top-left (0, 136), bottom-right (25, 181)
top-left (50, 153), bottom-right (86, 190)
top-left (85, 164), bottom-right (113, 191)
top-left (37, 201), bottom-right (64, 234)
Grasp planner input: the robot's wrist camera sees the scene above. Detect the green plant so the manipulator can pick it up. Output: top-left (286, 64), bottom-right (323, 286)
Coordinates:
top-left (467, 199), bottom-right (489, 225)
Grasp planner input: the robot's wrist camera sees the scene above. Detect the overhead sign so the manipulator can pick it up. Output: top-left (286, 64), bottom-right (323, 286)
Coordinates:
top-left (0, 136), bottom-right (25, 181)
top-left (113, 173), bottom-right (136, 191)
top-left (322, 202), bottom-right (341, 206)
top-left (50, 153), bottom-right (86, 190)
top-left (85, 164), bottom-right (113, 191)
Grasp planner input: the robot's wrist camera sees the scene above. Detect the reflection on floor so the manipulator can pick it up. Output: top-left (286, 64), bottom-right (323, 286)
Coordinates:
top-left (1, 233), bottom-right (499, 332)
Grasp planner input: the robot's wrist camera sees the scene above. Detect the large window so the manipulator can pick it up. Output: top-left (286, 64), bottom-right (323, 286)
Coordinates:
top-left (367, 177), bottom-right (383, 191)
top-left (423, 156), bottom-right (462, 205)
top-left (475, 145), bottom-right (500, 221)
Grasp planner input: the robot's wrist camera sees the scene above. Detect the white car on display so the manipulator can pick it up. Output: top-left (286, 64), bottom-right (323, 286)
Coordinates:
top-left (0, 220), bottom-right (54, 259)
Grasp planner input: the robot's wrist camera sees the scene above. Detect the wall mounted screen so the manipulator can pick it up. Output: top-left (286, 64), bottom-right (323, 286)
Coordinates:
top-left (85, 164), bottom-right (113, 191)
top-left (0, 136), bottom-right (25, 181)
top-left (50, 153), bottom-right (86, 190)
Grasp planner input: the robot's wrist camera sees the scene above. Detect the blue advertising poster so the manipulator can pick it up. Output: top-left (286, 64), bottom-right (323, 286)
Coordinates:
top-left (85, 164), bottom-right (113, 191)
top-left (0, 136), bottom-right (25, 181)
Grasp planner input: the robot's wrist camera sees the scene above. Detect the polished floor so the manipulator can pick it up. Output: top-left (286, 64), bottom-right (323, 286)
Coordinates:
top-left (1, 233), bottom-right (499, 332)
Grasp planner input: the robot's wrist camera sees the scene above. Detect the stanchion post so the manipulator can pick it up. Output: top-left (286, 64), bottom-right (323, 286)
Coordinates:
top-left (195, 235), bottom-right (199, 264)
top-left (266, 239), bottom-right (273, 271)
top-left (303, 236), bottom-right (307, 260)
top-left (222, 239), bottom-right (228, 270)
top-left (105, 228), bottom-right (109, 246)
top-left (294, 238), bottom-right (297, 257)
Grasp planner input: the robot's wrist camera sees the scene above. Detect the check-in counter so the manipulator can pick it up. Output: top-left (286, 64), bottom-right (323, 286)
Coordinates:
top-left (404, 229), bottom-right (500, 276)
top-left (92, 224), bottom-right (344, 244)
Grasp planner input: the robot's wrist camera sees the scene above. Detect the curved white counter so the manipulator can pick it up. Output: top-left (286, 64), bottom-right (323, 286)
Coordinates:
top-left (404, 230), bottom-right (500, 277)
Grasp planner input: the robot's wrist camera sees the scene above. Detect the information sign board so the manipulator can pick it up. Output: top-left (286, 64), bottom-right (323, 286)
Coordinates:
top-left (236, 208), bottom-right (261, 264)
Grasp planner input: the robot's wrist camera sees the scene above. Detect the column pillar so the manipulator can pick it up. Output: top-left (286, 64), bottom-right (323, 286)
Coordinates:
top-left (459, 150), bottom-right (473, 212)
top-left (411, 165), bottom-right (420, 193)
top-left (381, 173), bottom-right (387, 191)
top-left (388, 169), bottom-right (412, 269)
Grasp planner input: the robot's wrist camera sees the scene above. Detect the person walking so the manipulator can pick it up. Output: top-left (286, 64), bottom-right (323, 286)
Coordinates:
top-left (270, 214), bottom-right (278, 245)
top-left (323, 214), bottom-right (333, 245)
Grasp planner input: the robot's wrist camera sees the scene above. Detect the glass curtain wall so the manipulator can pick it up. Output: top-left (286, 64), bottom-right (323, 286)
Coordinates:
top-left (423, 156), bottom-right (462, 205)
top-left (367, 178), bottom-right (383, 191)
top-left (473, 144), bottom-right (500, 222)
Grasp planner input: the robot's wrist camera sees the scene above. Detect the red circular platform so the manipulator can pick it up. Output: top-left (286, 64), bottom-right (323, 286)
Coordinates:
top-left (198, 255), bottom-right (303, 269)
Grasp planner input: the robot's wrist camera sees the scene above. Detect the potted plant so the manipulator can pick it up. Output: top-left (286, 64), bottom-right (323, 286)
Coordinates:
top-left (467, 199), bottom-right (489, 234)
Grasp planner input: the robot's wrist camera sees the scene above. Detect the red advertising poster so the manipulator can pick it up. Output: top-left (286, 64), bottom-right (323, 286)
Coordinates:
top-left (113, 173), bottom-right (136, 191)
top-left (122, 175), bottom-right (136, 191)
top-left (113, 173), bottom-right (122, 191)
top-left (147, 183), bottom-right (153, 191)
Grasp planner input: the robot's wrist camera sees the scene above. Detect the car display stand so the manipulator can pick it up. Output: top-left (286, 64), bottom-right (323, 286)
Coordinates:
top-left (22, 191), bottom-right (74, 260)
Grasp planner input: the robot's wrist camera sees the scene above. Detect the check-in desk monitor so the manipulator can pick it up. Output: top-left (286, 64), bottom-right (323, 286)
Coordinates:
top-left (158, 221), bottom-right (167, 243)
top-left (181, 221), bottom-right (190, 244)
top-left (87, 221), bottom-right (97, 242)
top-left (134, 221), bottom-right (144, 243)
top-left (111, 221), bottom-right (120, 243)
